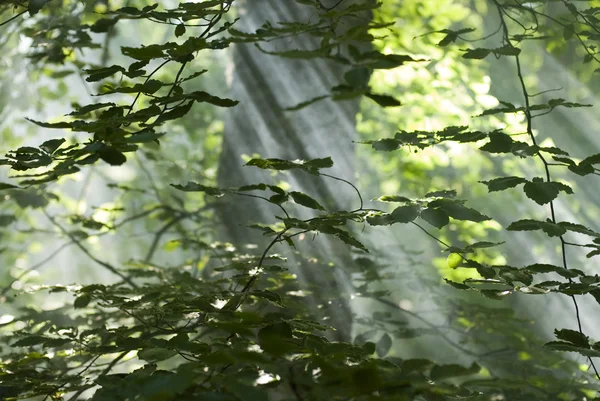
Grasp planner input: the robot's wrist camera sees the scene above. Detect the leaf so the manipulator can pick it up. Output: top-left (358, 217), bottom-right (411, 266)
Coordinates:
top-left (445, 279), bottom-right (470, 290)
top-left (0, 183), bottom-right (19, 191)
top-left (40, 138), bottom-right (66, 154)
top-left (523, 178), bottom-right (560, 205)
top-left (390, 204), bottom-right (420, 223)
top-left (428, 199), bottom-right (490, 222)
top-left (289, 191), bottom-right (325, 211)
top-left (366, 212), bottom-right (394, 226)
top-left (121, 45), bottom-right (166, 60)
top-left (358, 51), bottom-right (424, 69)
top-left (554, 329), bottom-right (589, 347)
top-left (365, 92), bottom-right (401, 107)
top-left (430, 362), bottom-right (480, 380)
top-left (493, 45), bottom-right (521, 56)
top-left (246, 157), bottom-right (333, 175)
top-left (525, 263), bottom-right (580, 278)
top-left (0, 214), bottom-right (16, 227)
top-left (170, 182), bottom-right (225, 197)
top-left (90, 17), bottom-right (119, 33)
top-left (374, 195), bottom-right (411, 203)
top-left (479, 132), bottom-right (515, 153)
top-left (462, 48), bottom-right (491, 59)
top-left (137, 348), bottom-right (178, 362)
top-left (344, 67), bottom-right (371, 88)
top-left (74, 294), bottom-right (91, 308)
top-left (354, 329), bottom-right (377, 345)
top-left (438, 32), bottom-right (458, 47)
top-left (175, 23), bottom-right (186, 37)
top-left (420, 207), bottom-right (449, 229)
top-left (284, 95), bottom-right (330, 111)
top-left (559, 221), bottom-right (600, 237)
top-left (28, 0), bottom-right (51, 15)
top-left (99, 147), bottom-right (127, 166)
top-left (371, 138), bottom-right (401, 151)
top-left (376, 333), bottom-right (393, 357)
top-left (257, 322), bottom-right (296, 356)
top-left (85, 65), bottom-right (125, 82)
top-left (13, 335), bottom-right (48, 347)
top-left (425, 189), bottom-right (457, 198)
top-left (507, 219), bottom-right (566, 237)
top-left (480, 176), bottom-right (526, 192)
top-left (544, 342), bottom-right (600, 358)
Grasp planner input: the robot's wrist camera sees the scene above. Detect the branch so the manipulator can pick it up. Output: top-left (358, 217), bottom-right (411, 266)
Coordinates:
top-left (43, 211), bottom-right (138, 288)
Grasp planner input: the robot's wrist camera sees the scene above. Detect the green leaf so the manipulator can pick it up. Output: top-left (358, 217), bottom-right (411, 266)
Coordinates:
top-left (121, 45), bottom-right (166, 60)
top-left (479, 132), bottom-right (515, 153)
top-left (90, 17), bottom-right (119, 33)
top-left (0, 214), bottom-right (16, 227)
top-left (175, 23), bottom-right (186, 37)
top-left (344, 67), bottom-right (371, 88)
top-left (74, 294), bottom-right (91, 308)
top-left (366, 212), bottom-right (394, 226)
top-left (358, 51), bottom-right (424, 69)
top-left (99, 147), bottom-right (127, 166)
top-left (425, 189), bottom-right (457, 198)
top-left (493, 45), bottom-right (521, 56)
top-left (284, 95), bottom-right (330, 111)
top-left (559, 221), bottom-right (600, 237)
top-left (544, 342), bottom-right (600, 357)
top-left (0, 183), bottom-right (19, 191)
top-left (462, 48), bottom-right (491, 59)
top-left (430, 362), bottom-right (480, 380)
top-left (374, 195), bottom-right (411, 203)
top-left (523, 178), bottom-right (561, 205)
top-left (138, 348), bottom-right (178, 362)
top-left (365, 92), bottom-right (401, 107)
top-left (226, 382), bottom-right (269, 401)
top-left (28, 0), bottom-right (51, 15)
top-left (40, 138), bottom-right (66, 154)
top-left (289, 191), bottom-right (325, 211)
top-left (371, 138), bottom-right (401, 151)
top-left (554, 329), bottom-right (589, 347)
top-left (391, 204), bottom-right (420, 223)
top-left (526, 263), bottom-right (581, 278)
top-left (420, 207), bottom-right (449, 229)
top-left (480, 176), bottom-right (526, 192)
top-left (246, 157), bottom-right (333, 175)
top-left (13, 335), bottom-right (48, 347)
top-left (85, 65), bottom-right (125, 82)
top-left (428, 199), bottom-right (490, 222)
top-left (507, 219), bottom-right (566, 237)
top-left (257, 322), bottom-right (296, 356)
top-left (376, 333), bottom-right (393, 357)
top-left (170, 182), bottom-right (225, 197)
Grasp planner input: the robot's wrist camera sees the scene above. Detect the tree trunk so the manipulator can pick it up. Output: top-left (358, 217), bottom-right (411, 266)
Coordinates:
top-left (217, 0), bottom-right (371, 340)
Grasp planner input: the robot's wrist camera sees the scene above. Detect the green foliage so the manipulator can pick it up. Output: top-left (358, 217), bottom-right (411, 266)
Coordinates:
top-left (2, 0), bottom-right (600, 400)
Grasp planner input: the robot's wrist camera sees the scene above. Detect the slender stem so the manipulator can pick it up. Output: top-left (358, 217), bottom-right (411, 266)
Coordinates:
top-left (43, 211), bottom-right (138, 288)
top-left (493, 0), bottom-right (600, 380)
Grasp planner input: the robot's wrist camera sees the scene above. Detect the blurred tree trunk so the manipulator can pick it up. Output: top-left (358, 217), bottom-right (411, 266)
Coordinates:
top-left (217, 0), bottom-right (372, 341)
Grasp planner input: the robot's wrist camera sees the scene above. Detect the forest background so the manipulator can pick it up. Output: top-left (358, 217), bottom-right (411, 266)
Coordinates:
top-left (2, 0), bottom-right (600, 400)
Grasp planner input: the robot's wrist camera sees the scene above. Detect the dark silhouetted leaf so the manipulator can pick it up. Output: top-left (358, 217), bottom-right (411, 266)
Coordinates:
top-left (421, 207), bottom-right (449, 229)
top-left (289, 191), bottom-right (325, 210)
top-left (376, 333), bottom-right (393, 357)
top-left (480, 176), bottom-right (526, 192)
top-left (391, 204), bottom-right (420, 223)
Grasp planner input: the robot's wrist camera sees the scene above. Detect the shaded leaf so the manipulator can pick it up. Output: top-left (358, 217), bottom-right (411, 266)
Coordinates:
top-left (289, 191), bottom-right (325, 211)
top-left (391, 204), bottom-right (420, 223)
top-left (376, 333), bottom-right (393, 357)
